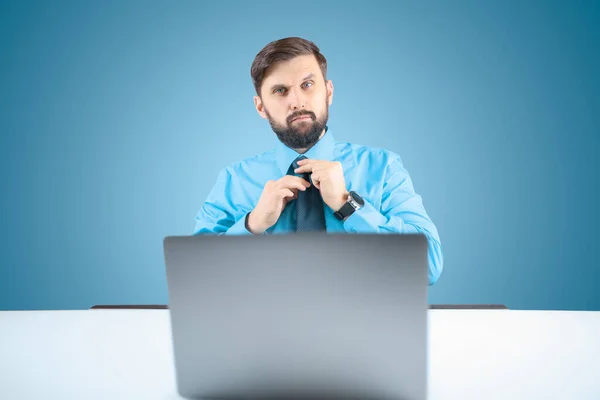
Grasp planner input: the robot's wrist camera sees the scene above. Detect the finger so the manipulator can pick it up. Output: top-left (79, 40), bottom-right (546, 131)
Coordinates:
top-left (309, 163), bottom-right (329, 173)
top-left (279, 175), bottom-right (311, 188)
top-left (311, 173), bottom-right (321, 190)
top-left (278, 188), bottom-right (295, 198)
top-left (295, 161), bottom-right (329, 174)
top-left (294, 163), bottom-right (325, 174)
top-left (293, 165), bottom-right (313, 173)
top-left (295, 158), bottom-right (316, 165)
top-left (282, 189), bottom-right (299, 206)
top-left (280, 175), bottom-right (310, 184)
top-left (279, 181), bottom-right (309, 192)
top-left (294, 159), bottom-right (319, 169)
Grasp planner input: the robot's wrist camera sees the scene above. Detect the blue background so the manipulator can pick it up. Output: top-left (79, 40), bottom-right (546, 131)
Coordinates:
top-left (1, 0), bottom-right (598, 311)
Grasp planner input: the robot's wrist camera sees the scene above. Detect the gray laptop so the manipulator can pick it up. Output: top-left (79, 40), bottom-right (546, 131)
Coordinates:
top-left (163, 233), bottom-right (429, 400)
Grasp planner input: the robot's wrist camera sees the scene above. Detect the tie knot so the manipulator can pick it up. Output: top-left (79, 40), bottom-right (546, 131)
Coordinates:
top-left (292, 155), bottom-right (307, 170)
top-left (287, 155), bottom-right (308, 176)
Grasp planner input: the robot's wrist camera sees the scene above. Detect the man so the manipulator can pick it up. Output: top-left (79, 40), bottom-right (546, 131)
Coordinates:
top-left (193, 37), bottom-right (443, 285)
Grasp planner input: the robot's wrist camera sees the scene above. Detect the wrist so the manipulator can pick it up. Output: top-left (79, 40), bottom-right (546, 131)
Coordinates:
top-left (333, 190), bottom-right (365, 221)
top-left (246, 211), bottom-right (266, 234)
top-left (331, 191), bottom-right (350, 212)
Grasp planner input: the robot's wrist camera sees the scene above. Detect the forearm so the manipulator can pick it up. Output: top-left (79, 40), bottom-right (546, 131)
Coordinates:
top-left (193, 206), bottom-right (252, 236)
top-left (342, 200), bottom-right (444, 285)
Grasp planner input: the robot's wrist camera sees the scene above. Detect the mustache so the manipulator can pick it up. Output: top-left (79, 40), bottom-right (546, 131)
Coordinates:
top-left (287, 111), bottom-right (316, 124)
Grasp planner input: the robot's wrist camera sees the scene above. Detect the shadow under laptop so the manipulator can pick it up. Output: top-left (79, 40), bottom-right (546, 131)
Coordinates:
top-left (194, 393), bottom-right (405, 400)
top-left (181, 380), bottom-right (411, 400)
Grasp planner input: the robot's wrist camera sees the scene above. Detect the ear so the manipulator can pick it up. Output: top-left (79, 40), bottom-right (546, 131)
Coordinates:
top-left (326, 80), bottom-right (334, 106)
top-left (254, 95), bottom-right (268, 119)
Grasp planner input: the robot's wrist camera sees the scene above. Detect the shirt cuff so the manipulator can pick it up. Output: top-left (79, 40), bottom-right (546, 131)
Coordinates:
top-left (224, 213), bottom-right (253, 235)
top-left (342, 200), bottom-right (400, 233)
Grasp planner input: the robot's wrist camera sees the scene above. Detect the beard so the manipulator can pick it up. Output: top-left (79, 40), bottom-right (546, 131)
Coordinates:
top-left (265, 103), bottom-right (329, 150)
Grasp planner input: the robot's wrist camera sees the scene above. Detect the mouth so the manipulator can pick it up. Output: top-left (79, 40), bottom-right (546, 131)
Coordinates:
top-left (291, 115), bottom-right (313, 122)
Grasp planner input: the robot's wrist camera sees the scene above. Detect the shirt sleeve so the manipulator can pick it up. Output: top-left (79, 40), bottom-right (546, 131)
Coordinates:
top-left (192, 168), bottom-right (252, 235)
top-left (342, 153), bottom-right (444, 285)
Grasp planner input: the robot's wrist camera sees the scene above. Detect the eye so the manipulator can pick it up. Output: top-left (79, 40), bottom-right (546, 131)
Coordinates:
top-left (302, 81), bottom-right (314, 89)
top-left (273, 87), bottom-right (287, 95)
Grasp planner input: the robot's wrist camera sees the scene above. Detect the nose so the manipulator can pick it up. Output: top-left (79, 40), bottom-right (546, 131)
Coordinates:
top-left (288, 87), bottom-right (305, 110)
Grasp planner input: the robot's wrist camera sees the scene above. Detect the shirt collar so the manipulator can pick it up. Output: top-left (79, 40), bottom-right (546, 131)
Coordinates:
top-left (275, 126), bottom-right (336, 176)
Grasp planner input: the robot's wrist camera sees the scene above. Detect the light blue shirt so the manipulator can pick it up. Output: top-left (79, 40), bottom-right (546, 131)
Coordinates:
top-left (193, 127), bottom-right (443, 285)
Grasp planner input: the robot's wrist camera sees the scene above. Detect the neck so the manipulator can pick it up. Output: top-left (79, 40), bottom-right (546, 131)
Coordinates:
top-left (293, 128), bottom-right (326, 154)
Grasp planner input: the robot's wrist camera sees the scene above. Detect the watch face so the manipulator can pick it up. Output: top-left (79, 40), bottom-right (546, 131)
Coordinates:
top-left (350, 191), bottom-right (364, 206)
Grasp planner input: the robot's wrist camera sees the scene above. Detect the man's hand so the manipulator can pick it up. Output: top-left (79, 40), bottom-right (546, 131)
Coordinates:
top-left (294, 159), bottom-right (349, 212)
top-left (247, 175), bottom-right (311, 234)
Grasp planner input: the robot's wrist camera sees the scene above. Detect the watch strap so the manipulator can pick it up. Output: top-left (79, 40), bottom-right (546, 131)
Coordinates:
top-left (334, 201), bottom-right (356, 221)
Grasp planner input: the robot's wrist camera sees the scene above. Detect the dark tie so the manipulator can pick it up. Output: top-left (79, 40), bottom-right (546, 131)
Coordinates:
top-left (287, 155), bottom-right (327, 232)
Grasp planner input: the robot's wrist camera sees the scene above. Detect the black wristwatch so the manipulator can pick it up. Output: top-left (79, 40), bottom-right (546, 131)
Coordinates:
top-left (334, 191), bottom-right (365, 221)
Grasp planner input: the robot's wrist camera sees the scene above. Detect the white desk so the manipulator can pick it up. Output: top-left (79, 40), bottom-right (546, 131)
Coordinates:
top-left (1, 310), bottom-right (599, 399)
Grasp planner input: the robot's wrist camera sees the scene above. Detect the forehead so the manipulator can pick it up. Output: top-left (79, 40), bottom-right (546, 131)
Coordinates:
top-left (262, 54), bottom-right (321, 86)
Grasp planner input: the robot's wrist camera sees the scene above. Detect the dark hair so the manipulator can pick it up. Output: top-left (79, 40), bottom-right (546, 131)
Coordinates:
top-left (250, 37), bottom-right (328, 96)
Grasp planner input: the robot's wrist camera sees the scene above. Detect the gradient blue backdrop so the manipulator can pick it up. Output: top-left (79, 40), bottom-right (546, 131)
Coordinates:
top-left (1, 0), bottom-right (598, 310)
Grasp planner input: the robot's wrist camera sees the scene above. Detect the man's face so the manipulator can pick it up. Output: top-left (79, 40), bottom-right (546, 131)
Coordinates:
top-left (254, 54), bottom-right (334, 150)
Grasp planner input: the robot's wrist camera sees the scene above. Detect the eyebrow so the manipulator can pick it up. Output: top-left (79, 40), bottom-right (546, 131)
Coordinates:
top-left (269, 73), bottom-right (315, 92)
